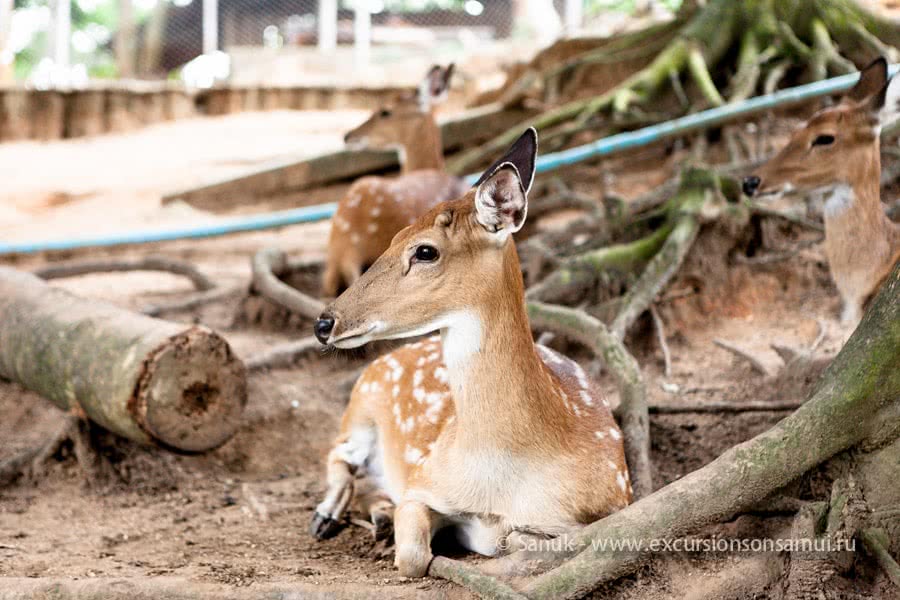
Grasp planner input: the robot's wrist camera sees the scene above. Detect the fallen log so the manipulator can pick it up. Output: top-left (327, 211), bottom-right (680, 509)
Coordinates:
top-left (0, 267), bottom-right (247, 452)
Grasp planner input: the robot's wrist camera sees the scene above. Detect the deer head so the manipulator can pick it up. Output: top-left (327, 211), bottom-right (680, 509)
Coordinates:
top-left (743, 58), bottom-right (892, 199)
top-left (315, 128), bottom-right (538, 351)
top-left (344, 64), bottom-right (454, 151)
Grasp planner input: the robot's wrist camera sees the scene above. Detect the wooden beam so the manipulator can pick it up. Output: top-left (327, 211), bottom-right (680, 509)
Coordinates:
top-left (161, 104), bottom-right (536, 211)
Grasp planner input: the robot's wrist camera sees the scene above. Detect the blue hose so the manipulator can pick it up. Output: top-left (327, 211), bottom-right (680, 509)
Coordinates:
top-left (2, 67), bottom-right (893, 256)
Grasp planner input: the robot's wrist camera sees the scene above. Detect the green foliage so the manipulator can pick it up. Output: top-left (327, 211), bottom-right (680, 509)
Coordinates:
top-left (586, 0), bottom-right (683, 15)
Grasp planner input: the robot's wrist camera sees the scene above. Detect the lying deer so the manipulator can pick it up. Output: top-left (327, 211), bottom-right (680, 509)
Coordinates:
top-left (323, 64), bottom-right (469, 297)
top-left (311, 129), bottom-right (632, 577)
top-left (743, 58), bottom-right (900, 325)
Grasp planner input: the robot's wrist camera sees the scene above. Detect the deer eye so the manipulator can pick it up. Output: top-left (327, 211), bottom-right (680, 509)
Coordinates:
top-left (413, 245), bottom-right (439, 262)
top-left (811, 134), bottom-right (835, 147)
top-left (378, 109), bottom-right (392, 118)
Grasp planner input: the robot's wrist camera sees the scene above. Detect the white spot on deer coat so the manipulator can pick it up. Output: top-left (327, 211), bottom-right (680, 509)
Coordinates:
top-left (610, 428), bottom-right (621, 440)
top-left (616, 471), bottom-right (627, 492)
top-left (404, 446), bottom-right (424, 465)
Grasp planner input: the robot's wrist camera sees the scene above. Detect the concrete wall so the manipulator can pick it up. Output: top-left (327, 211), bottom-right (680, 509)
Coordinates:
top-left (0, 83), bottom-right (404, 142)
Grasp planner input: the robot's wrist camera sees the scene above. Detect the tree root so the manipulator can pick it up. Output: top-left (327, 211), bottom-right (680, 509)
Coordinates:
top-left (244, 336), bottom-right (321, 372)
top-left (527, 301), bottom-right (652, 500)
top-left (749, 202), bottom-right (825, 232)
top-left (511, 263), bottom-right (898, 600)
top-left (33, 256), bottom-right (215, 291)
top-left (251, 247), bottom-right (325, 320)
top-left (0, 418), bottom-right (74, 487)
top-left (450, 0), bottom-right (898, 176)
top-left (0, 417), bottom-right (117, 489)
top-left (713, 338), bottom-right (774, 377)
top-left (428, 557), bottom-right (528, 600)
top-left (648, 399), bottom-right (803, 414)
top-left (526, 222), bottom-right (672, 304)
top-left (860, 528), bottom-right (900, 589)
top-left (649, 305), bottom-right (672, 378)
top-left (141, 285), bottom-right (243, 317)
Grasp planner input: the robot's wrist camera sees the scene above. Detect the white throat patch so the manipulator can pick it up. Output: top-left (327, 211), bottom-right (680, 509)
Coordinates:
top-left (822, 184), bottom-right (855, 218)
top-left (439, 310), bottom-right (483, 371)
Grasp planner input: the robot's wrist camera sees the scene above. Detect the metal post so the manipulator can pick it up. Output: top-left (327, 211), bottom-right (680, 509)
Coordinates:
top-left (0, 0), bottom-right (13, 81)
top-left (203, 0), bottom-right (218, 54)
top-left (54, 0), bottom-right (71, 69)
top-left (564, 0), bottom-right (582, 35)
top-left (354, 1), bottom-right (371, 67)
top-left (318, 0), bottom-right (337, 54)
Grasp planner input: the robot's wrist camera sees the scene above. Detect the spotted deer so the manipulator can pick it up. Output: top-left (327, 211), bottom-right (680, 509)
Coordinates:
top-left (323, 64), bottom-right (469, 297)
top-left (310, 129), bottom-right (632, 577)
top-left (743, 57), bottom-right (900, 325)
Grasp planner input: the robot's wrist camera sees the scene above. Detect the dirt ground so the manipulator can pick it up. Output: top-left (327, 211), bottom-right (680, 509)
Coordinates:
top-left (0, 108), bottom-right (896, 599)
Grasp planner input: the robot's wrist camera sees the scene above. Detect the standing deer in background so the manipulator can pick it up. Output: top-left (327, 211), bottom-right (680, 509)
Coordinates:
top-left (311, 129), bottom-right (632, 577)
top-left (323, 64), bottom-right (469, 297)
top-left (743, 58), bottom-right (900, 325)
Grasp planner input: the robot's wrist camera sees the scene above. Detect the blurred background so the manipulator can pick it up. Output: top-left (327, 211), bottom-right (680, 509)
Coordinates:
top-left (0, 0), bottom-right (680, 89)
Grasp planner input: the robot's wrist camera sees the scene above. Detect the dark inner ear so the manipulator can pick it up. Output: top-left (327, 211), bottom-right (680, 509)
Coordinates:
top-left (474, 128), bottom-right (538, 192)
top-left (848, 57), bottom-right (888, 101)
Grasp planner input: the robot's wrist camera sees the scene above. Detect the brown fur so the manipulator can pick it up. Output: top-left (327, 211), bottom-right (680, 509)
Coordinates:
top-left (322, 66), bottom-right (467, 297)
top-left (316, 184), bottom-right (630, 576)
top-left (750, 60), bottom-right (900, 323)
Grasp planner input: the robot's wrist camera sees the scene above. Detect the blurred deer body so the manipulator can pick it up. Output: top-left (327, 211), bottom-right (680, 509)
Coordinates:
top-left (745, 58), bottom-right (900, 324)
top-left (323, 65), bottom-right (468, 297)
top-left (311, 130), bottom-right (631, 578)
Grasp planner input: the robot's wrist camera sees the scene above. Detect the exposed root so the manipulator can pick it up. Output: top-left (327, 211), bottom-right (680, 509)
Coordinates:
top-left (0, 417), bottom-right (118, 490)
top-left (516, 264), bottom-right (898, 600)
top-left (428, 556), bottom-right (527, 600)
top-left (527, 301), bottom-right (652, 500)
top-left (713, 338), bottom-right (774, 377)
top-left (245, 336), bottom-right (322, 372)
top-left (686, 41), bottom-right (725, 107)
top-left (251, 247), bottom-right (325, 320)
top-left (648, 399), bottom-right (803, 414)
top-left (649, 305), bottom-right (672, 378)
top-left (749, 201), bottom-right (825, 232)
top-left (860, 528), bottom-right (900, 589)
top-left (33, 256), bottom-right (215, 291)
top-left (141, 284), bottom-right (243, 317)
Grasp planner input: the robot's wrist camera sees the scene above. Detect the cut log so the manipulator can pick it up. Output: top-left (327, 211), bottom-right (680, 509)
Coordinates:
top-left (0, 267), bottom-right (247, 452)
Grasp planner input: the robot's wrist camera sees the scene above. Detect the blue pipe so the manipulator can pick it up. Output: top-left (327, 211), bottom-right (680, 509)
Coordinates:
top-left (0, 203), bottom-right (337, 254)
top-left (2, 66), bottom-right (893, 256)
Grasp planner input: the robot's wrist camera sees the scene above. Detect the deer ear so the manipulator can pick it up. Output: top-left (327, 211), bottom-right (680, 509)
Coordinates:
top-left (419, 64), bottom-right (454, 110)
top-left (474, 127), bottom-right (538, 193)
top-left (473, 128), bottom-right (538, 238)
top-left (848, 57), bottom-right (889, 102)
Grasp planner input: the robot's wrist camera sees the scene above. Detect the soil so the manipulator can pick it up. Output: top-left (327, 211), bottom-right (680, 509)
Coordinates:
top-left (0, 108), bottom-right (897, 599)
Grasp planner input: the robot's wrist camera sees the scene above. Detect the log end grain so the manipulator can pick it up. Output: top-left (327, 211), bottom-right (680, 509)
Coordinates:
top-left (133, 327), bottom-right (247, 453)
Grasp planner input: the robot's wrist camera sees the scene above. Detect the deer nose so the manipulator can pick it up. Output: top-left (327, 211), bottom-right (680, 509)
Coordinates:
top-left (314, 314), bottom-right (335, 344)
top-left (742, 176), bottom-right (761, 197)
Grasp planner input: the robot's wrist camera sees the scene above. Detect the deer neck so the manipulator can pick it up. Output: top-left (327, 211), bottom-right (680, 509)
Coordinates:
top-left (822, 150), bottom-right (886, 233)
top-left (438, 243), bottom-right (568, 451)
top-left (396, 117), bottom-right (444, 174)
top-left (823, 148), bottom-right (893, 250)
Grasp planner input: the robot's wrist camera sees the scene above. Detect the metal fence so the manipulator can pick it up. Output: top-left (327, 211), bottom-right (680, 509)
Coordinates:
top-left (0, 0), bottom-right (677, 89)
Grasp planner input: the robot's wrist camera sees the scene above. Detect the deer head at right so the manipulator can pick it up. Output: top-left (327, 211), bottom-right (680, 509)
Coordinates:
top-left (743, 57), bottom-right (900, 325)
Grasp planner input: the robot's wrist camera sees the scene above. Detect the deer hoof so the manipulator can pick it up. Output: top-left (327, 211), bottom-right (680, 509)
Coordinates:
top-left (395, 544), bottom-right (432, 578)
top-left (372, 512), bottom-right (394, 541)
top-left (309, 512), bottom-right (342, 539)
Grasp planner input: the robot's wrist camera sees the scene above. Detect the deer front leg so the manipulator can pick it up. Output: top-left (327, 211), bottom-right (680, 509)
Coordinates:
top-left (394, 499), bottom-right (440, 577)
top-left (309, 447), bottom-right (355, 539)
